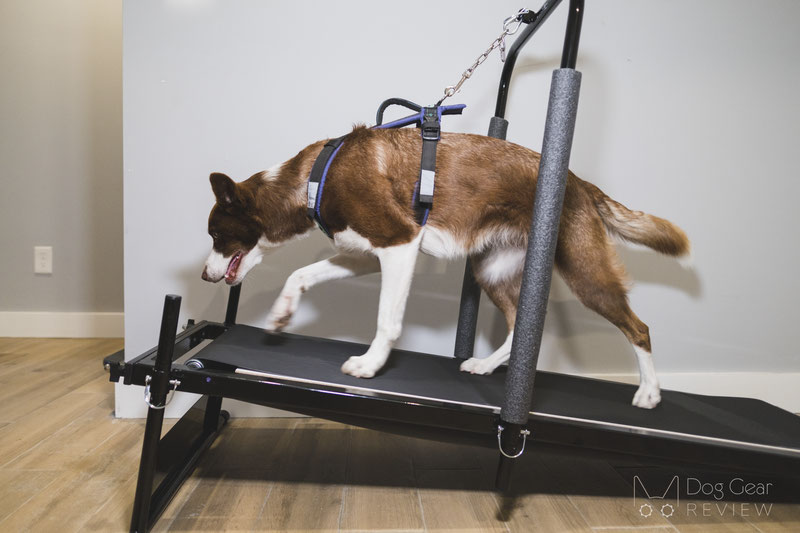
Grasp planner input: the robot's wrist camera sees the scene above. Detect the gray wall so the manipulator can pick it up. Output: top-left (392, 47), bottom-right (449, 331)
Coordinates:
top-left (0, 0), bottom-right (123, 313)
top-left (120, 0), bottom-right (800, 416)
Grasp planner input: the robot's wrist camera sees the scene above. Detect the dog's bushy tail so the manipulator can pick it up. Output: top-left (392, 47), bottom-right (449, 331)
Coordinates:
top-left (581, 180), bottom-right (691, 258)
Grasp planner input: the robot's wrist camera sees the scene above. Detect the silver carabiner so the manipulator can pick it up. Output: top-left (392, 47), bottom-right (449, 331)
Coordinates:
top-left (143, 375), bottom-right (181, 410)
top-left (500, 9), bottom-right (530, 62)
top-left (497, 425), bottom-right (531, 459)
top-left (502, 8), bottom-right (530, 37)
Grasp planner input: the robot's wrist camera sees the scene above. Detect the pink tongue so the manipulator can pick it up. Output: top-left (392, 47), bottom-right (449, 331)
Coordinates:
top-left (225, 252), bottom-right (242, 280)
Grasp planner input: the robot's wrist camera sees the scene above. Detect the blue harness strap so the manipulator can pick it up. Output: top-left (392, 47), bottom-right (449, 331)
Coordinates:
top-left (306, 100), bottom-right (465, 239)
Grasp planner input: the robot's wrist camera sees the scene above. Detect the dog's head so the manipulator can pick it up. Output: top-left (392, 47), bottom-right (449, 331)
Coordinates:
top-left (202, 172), bottom-right (269, 285)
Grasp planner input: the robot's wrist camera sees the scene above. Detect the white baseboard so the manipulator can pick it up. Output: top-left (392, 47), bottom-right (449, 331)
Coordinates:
top-left (582, 371), bottom-right (800, 414)
top-left (0, 311), bottom-right (124, 338)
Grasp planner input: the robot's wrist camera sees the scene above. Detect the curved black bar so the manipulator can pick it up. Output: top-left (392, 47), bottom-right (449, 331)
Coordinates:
top-left (560, 0), bottom-right (584, 69)
top-left (375, 97), bottom-right (422, 126)
top-left (494, 0), bottom-right (564, 118)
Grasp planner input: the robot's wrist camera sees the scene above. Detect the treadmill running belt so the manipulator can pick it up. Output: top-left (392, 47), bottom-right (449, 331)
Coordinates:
top-left (194, 325), bottom-right (800, 454)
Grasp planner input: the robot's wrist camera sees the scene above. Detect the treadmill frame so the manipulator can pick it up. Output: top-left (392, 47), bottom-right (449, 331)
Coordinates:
top-left (106, 290), bottom-right (800, 533)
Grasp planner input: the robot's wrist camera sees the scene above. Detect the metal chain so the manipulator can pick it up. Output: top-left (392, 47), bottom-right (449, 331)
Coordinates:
top-left (436, 8), bottom-right (531, 106)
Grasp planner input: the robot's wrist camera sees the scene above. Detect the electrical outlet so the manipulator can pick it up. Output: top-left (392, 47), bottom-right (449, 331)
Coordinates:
top-left (34, 246), bottom-right (52, 274)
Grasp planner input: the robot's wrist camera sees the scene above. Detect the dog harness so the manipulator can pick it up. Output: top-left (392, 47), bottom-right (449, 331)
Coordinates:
top-left (306, 98), bottom-right (465, 238)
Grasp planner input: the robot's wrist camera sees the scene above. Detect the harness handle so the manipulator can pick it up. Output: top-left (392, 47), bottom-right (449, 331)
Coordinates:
top-left (375, 98), bottom-right (422, 126)
top-left (375, 99), bottom-right (467, 130)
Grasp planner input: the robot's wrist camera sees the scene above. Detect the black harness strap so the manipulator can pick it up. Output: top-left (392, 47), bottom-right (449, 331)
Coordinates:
top-left (306, 135), bottom-right (347, 238)
top-left (418, 107), bottom-right (441, 207)
top-left (306, 100), bottom-right (464, 239)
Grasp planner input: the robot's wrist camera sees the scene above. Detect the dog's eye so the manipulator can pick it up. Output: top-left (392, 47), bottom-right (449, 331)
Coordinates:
top-left (210, 232), bottom-right (220, 240)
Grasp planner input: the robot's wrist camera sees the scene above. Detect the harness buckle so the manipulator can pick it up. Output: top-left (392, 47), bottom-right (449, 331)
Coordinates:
top-left (421, 107), bottom-right (441, 141)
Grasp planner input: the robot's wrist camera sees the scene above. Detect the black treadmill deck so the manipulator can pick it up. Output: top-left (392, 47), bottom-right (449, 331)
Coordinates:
top-left (186, 325), bottom-right (800, 462)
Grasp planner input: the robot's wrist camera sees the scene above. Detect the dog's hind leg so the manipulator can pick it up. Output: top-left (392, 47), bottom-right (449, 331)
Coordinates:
top-left (341, 232), bottom-right (423, 378)
top-left (459, 250), bottom-right (522, 375)
top-left (555, 217), bottom-right (661, 409)
top-left (460, 330), bottom-right (514, 375)
top-left (266, 253), bottom-right (379, 332)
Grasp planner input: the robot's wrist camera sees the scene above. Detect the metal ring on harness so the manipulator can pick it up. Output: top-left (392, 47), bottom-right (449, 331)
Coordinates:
top-left (497, 424), bottom-right (532, 459)
top-left (143, 374), bottom-right (181, 410)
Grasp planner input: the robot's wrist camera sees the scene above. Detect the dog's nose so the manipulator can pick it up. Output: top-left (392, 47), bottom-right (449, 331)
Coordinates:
top-left (201, 267), bottom-right (210, 281)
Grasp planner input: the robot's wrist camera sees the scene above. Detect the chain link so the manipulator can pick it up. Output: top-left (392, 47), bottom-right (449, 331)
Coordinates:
top-left (437, 8), bottom-right (531, 106)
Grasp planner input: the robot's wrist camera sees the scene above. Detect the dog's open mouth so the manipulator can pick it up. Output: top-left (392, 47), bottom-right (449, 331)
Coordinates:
top-left (225, 251), bottom-right (243, 284)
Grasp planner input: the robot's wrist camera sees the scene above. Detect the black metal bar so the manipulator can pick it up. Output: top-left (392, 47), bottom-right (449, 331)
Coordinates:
top-left (203, 395), bottom-right (224, 432)
top-left (495, 421), bottom-right (527, 490)
top-left (103, 321), bottom-right (228, 387)
top-left (155, 296), bottom-right (181, 376)
top-left (495, 454), bottom-right (514, 490)
top-left (494, 0), bottom-right (564, 118)
top-left (130, 295), bottom-right (182, 533)
top-left (560, 0), bottom-right (584, 69)
top-left (147, 397), bottom-right (229, 529)
top-left (224, 283), bottom-right (241, 326)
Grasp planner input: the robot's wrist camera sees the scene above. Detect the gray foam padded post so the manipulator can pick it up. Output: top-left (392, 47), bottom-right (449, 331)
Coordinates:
top-left (453, 116), bottom-right (510, 360)
top-left (487, 116), bottom-right (509, 140)
top-left (453, 260), bottom-right (482, 359)
top-left (502, 68), bottom-right (582, 425)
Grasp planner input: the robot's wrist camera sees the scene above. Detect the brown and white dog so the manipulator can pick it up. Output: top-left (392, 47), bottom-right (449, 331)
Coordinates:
top-left (201, 126), bottom-right (690, 409)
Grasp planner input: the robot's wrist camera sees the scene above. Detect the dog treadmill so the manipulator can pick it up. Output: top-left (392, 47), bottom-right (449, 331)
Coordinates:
top-left (106, 2), bottom-right (800, 532)
top-left (106, 311), bottom-right (800, 533)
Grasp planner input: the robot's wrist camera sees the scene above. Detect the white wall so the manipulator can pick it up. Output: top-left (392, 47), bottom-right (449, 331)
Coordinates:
top-left (0, 0), bottom-right (123, 331)
top-left (120, 0), bottom-right (800, 417)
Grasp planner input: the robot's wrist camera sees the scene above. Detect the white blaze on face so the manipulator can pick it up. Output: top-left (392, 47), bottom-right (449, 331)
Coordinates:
top-left (203, 236), bottom-right (280, 285)
top-left (204, 249), bottom-right (232, 283)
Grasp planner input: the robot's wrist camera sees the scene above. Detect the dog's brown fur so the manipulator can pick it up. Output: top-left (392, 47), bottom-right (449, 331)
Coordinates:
top-left (210, 126), bottom-right (687, 352)
top-left (205, 126), bottom-right (689, 406)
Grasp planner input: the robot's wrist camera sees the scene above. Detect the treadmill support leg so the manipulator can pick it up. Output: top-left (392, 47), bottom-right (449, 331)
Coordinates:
top-left (129, 296), bottom-right (229, 533)
top-left (495, 422), bottom-right (529, 491)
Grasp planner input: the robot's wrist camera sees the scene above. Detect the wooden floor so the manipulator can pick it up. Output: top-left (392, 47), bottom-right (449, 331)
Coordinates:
top-left (1, 338), bottom-right (799, 533)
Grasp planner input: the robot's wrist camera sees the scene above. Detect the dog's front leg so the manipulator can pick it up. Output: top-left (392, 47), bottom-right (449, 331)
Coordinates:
top-left (266, 254), bottom-right (379, 332)
top-left (341, 233), bottom-right (422, 378)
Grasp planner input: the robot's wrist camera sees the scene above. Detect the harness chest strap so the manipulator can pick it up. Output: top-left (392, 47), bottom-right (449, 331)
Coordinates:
top-left (305, 133), bottom-right (430, 239)
top-left (306, 135), bottom-right (347, 238)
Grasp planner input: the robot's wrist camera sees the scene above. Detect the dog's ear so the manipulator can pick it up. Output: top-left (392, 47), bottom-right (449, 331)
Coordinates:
top-left (210, 172), bottom-right (239, 208)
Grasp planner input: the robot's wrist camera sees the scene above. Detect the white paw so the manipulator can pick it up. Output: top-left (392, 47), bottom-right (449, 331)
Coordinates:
top-left (632, 382), bottom-right (662, 409)
top-left (341, 355), bottom-right (381, 378)
top-left (459, 357), bottom-right (497, 375)
top-left (265, 293), bottom-right (298, 332)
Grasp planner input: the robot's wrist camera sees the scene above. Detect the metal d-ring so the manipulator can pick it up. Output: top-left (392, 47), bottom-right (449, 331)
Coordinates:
top-left (143, 374), bottom-right (181, 410)
top-left (497, 425), bottom-right (532, 459)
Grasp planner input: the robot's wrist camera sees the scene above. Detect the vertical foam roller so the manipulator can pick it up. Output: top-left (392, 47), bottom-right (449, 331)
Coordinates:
top-left (501, 68), bottom-right (582, 425)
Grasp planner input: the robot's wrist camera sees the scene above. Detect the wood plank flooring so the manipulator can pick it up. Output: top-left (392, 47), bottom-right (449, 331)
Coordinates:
top-left (1, 337), bottom-right (798, 532)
